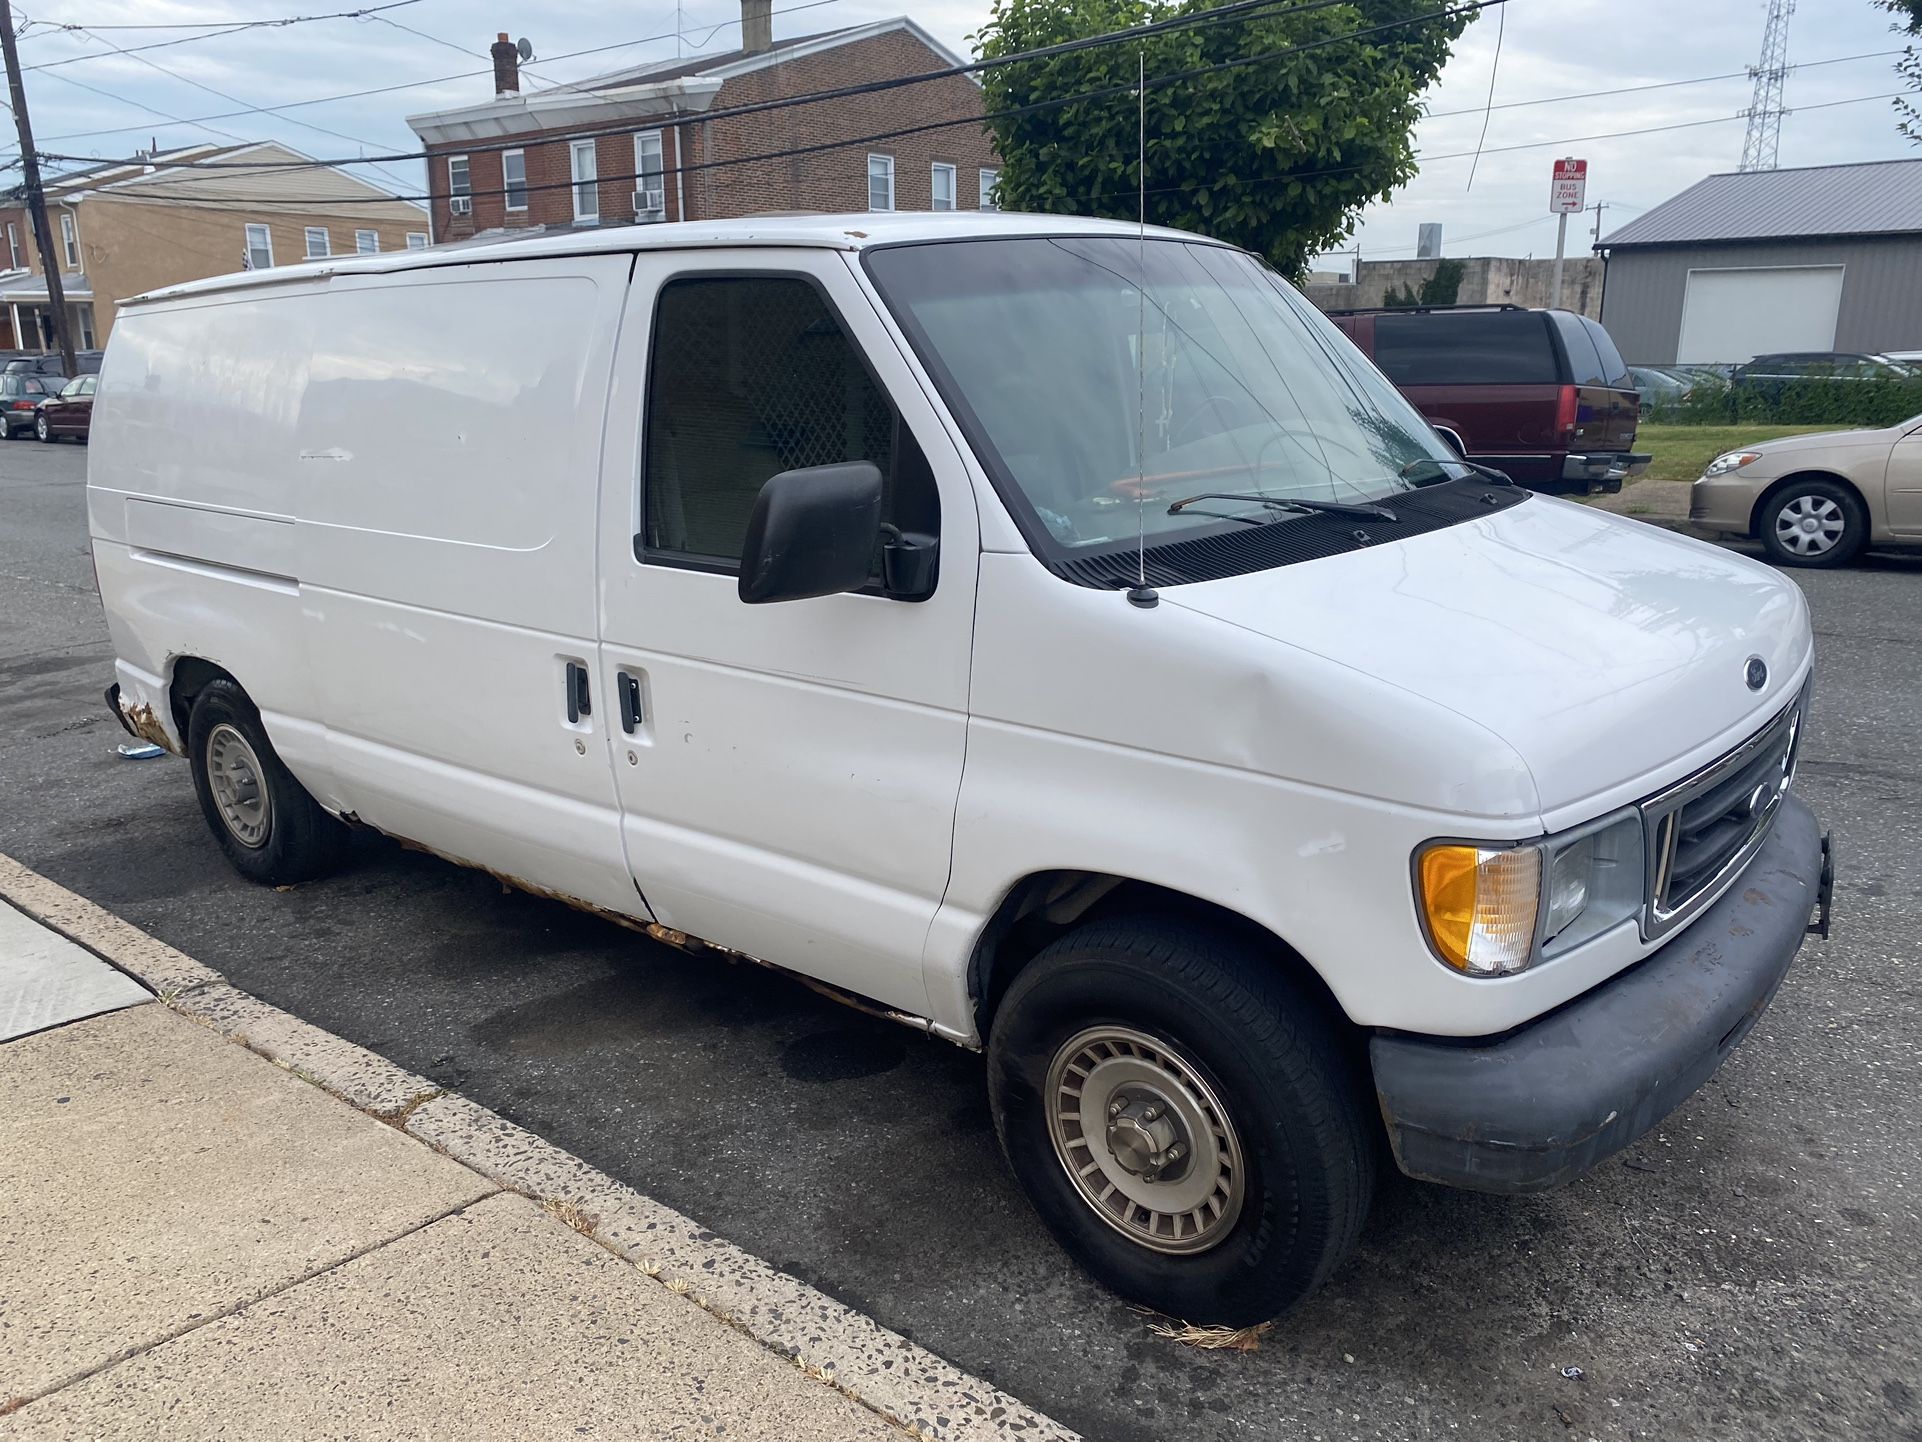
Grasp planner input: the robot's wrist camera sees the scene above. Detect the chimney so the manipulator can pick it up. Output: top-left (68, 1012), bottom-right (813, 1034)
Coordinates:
top-left (741, 0), bottom-right (772, 54)
top-left (491, 32), bottom-right (520, 96)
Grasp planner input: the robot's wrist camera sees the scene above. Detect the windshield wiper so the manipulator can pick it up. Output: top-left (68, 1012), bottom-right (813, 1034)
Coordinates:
top-left (1166, 490), bottom-right (1398, 522)
top-left (1400, 456), bottom-right (1516, 487)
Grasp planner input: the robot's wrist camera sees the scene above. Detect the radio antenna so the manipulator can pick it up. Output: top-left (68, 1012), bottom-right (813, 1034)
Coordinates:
top-left (1126, 46), bottom-right (1158, 610)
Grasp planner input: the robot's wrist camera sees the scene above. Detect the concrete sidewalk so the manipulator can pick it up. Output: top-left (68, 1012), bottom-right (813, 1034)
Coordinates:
top-left (0, 872), bottom-right (1074, 1442)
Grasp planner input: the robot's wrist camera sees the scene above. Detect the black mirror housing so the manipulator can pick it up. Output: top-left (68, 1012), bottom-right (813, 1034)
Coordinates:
top-left (738, 462), bottom-right (885, 604)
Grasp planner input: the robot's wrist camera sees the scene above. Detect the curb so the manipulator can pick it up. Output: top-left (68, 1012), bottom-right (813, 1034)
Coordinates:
top-left (0, 853), bottom-right (1079, 1442)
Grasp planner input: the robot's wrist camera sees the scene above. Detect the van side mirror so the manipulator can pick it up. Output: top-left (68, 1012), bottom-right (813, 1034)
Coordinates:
top-left (738, 462), bottom-right (885, 605)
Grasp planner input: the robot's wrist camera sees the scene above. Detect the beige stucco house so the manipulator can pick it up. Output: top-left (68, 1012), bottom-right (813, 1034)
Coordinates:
top-left (0, 141), bottom-right (428, 353)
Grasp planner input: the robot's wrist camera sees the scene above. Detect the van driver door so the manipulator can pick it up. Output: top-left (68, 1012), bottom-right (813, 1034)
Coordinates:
top-left (594, 248), bottom-right (980, 1019)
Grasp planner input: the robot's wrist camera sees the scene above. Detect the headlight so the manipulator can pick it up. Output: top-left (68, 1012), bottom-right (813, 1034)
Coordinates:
top-left (1416, 812), bottom-right (1643, 977)
top-left (1702, 451), bottom-right (1761, 478)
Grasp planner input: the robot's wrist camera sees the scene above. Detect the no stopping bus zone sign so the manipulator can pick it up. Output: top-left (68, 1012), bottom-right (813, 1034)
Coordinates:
top-left (1551, 158), bottom-right (1588, 214)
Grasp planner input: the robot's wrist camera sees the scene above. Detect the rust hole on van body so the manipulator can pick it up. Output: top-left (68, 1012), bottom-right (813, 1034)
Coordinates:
top-left (372, 827), bottom-right (932, 1035)
top-left (120, 701), bottom-right (180, 755)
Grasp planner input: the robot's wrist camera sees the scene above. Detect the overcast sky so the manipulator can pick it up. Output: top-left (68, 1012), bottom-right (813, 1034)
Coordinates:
top-left (10, 0), bottom-right (1917, 259)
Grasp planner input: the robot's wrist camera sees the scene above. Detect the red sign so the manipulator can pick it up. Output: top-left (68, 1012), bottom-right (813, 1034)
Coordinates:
top-left (1551, 158), bottom-right (1588, 215)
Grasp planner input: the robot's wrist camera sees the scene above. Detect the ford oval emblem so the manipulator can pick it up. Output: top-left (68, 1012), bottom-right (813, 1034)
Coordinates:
top-left (1745, 656), bottom-right (1768, 691)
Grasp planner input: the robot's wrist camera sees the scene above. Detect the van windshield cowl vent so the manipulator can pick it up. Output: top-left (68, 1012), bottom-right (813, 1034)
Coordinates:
top-left (1046, 477), bottom-right (1529, 589)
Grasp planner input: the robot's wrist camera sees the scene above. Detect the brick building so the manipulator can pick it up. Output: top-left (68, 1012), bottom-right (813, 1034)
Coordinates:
top-left (0, 142), bottom-right (428, 353)
top-left (403, 7), bottom-right (999, 244)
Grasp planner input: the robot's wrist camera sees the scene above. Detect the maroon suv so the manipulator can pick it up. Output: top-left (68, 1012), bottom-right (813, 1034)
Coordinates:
top-left (1328, 305), bottom-right (1647, 494)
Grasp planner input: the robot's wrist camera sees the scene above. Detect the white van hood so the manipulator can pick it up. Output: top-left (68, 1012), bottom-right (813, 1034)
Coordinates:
top-left (1164, 495), bottom-right (1812, 820)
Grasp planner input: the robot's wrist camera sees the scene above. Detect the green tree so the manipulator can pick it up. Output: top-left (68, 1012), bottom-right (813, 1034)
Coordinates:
top-left (1878, 0), bottom-right (1922, 142)
top-left (975, 0), bottom-right (1474, 276)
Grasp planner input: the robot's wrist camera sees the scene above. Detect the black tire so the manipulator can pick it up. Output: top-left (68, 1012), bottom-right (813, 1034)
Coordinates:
top-left (1757, 478), bottom-right (1867, 569)
top-left (187, 677), bottom-right (349, 885)
top-left (987, 917), bottom-right (1377, 1326)
top-left (34, 412), bottom-right (51, 442)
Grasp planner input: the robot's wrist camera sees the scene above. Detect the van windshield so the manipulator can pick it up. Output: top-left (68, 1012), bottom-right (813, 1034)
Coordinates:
top-left (864, 237), bottom-right (1464, 553)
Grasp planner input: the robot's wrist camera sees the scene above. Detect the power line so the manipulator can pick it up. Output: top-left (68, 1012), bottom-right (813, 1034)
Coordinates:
top-left (55, 22), bottom-right (420, 194)
top-left (30, 0), bottom-right (853, 144)
top-left (1422, 48), bottom-right (1902, 122)
top-left (17, 0), bottom-right (422, 69)
top-left (45, 0), bottom-right (1387, 175)
top-left (19, 0), bottom-right (419, 32)
top-left (40, 3), bottom-right (1599, 214)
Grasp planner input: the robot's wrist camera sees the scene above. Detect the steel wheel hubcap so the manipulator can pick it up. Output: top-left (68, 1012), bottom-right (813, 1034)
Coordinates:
top-left (1776, 495), bottom-right (1844, 555)
top-left (206, 723), bottom-right (272, 848)
top-left (1046, 1025), bottom-right (1245, 1255)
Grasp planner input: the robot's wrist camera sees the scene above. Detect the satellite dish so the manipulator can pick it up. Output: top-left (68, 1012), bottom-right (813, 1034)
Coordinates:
top-left (516, 37), bottom-right (534, 61)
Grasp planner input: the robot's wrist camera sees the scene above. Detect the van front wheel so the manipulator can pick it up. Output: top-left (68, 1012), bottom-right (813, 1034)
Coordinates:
top-left (187, 678), bottom-right (349, 885)
top-left (987, 918), bottom-right (1376, 1326)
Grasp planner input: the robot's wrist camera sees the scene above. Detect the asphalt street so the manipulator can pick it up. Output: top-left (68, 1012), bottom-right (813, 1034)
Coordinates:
top-left (4, 437), bottom-right (1918, 1441)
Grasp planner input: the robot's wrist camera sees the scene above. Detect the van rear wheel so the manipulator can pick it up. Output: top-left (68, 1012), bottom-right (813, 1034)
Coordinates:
top-left (987, 917), bottom-right (1376, 1326)
top-left (187, 678), bottom-right (349, 885)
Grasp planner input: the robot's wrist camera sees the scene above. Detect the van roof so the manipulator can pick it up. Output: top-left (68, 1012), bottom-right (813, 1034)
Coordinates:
top-left (124, 211), bottom-right (1230, 308)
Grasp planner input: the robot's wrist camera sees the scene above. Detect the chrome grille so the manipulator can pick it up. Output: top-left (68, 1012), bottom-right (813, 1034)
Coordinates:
top-left (1641, 687), bottom-right (1805, 939)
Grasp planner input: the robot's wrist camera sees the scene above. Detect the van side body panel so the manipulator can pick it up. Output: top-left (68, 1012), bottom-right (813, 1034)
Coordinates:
top-left (90, 287), bottom-right (332, 782)
top-left (91, 256), bottom-right (644, 918)
top-left (593, 248), bottom-right (983, 1018)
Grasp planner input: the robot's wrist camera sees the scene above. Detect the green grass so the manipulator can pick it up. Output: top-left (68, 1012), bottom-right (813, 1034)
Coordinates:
top-left (1635, 423), bottom-right (1837, 483)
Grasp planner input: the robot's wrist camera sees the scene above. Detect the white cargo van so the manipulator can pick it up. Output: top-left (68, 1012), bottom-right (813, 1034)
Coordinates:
top-left (91, 214), bottom-right (1832, 1325)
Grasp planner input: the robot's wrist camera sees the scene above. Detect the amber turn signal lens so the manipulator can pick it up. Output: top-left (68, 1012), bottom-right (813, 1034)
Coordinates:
top-left (1417, 843), bottom-right (1541, 976)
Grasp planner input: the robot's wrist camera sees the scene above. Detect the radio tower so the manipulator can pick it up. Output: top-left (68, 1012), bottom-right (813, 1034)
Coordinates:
top-left (1739, 0), bottom-right (1794, 171)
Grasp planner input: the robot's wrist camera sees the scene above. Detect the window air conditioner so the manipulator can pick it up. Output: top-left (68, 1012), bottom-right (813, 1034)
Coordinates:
top-left (450, 196), bottom-right (472, 216)
top-left (633, 189), bottom-right (665, 217)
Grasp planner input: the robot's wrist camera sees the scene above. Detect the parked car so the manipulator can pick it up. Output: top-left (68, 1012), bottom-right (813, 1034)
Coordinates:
top-left (1731, 352), bottom-right (1918, 397)
top-left (0, 372), bottom-right (61, 437)
top-left (1689, 415), bottom-right (1922, 566)
top-left (1628, 364), bottom-right (1692, 417)
top-left (90, 213), bottom-right (1829, 1327)
top-left (4, 350), bottom-right (102, 377)
top-left (1663, 362), bottom-right (1733, 390)
top-left (1325, 304), bottom-right (1647, 493)
top-left (36, 374), bottom-right (95, 442)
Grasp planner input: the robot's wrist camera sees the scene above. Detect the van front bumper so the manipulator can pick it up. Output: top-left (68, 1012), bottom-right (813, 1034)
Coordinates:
top-left (1370, 793), bottom-right (1828, 1194)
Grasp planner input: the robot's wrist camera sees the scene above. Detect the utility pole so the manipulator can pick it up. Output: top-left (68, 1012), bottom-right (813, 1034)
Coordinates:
top-left (0, 0), bottom-right (76, 376)
top-left (1550, 210), bottom-right (1567, 310)
top-left (1589, 200), bottom-right (1609, 247)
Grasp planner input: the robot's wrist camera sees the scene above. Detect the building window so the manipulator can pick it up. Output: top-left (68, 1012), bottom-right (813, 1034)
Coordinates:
top-left (931, 163), bottom-right (956, 212)
top-left (77, 303), bottom-right (95, 349)
top-left (979, 168), bottom-right (1001, 211)
top-left (244, 223), bottom-right (274, 270)
top-left (305, 227), bottom-right (330, 259)
top-left (447, 154), bottom-right (470, 197)
top-left (502, 149), bottom-right (528, 212)
top-left (633, 131), bottom-right (666, 221)
top-left (354, 230), bottom-right (378, 254)
top-left (867, 154), bottom-right (894, 212)
top-left (59, 212), bottom-right (79, 269)
top-left (406, 232), bottom-right (428, 249)
top-left (6, 222), bottom-right (18, 269)
top-left (642, 275), bottom-right (915, 571)
top-left (571, 139), bottom-right (599, 223)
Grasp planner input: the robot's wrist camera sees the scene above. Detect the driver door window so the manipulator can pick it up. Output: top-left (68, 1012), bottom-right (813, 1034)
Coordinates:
top-left (640, 274), bottom-right (934, 574)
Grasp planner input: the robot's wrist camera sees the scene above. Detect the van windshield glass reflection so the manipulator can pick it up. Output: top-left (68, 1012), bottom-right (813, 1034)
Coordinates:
top-left (866, 237), bottom-right (1463, 551)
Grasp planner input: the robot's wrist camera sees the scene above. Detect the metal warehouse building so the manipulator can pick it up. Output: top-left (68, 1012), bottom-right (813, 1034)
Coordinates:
top-left (1595, 158), bottom-right (1922, 366)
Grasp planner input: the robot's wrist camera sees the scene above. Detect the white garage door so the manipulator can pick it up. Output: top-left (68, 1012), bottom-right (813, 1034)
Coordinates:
top-left (1676, 266), bottom-right (1844, 363)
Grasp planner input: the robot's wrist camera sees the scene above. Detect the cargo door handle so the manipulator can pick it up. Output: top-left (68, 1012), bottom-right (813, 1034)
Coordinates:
top-left (565, 662), bottom-right (591, 724)
top-left (618, 673), bottom-right (643, 733)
